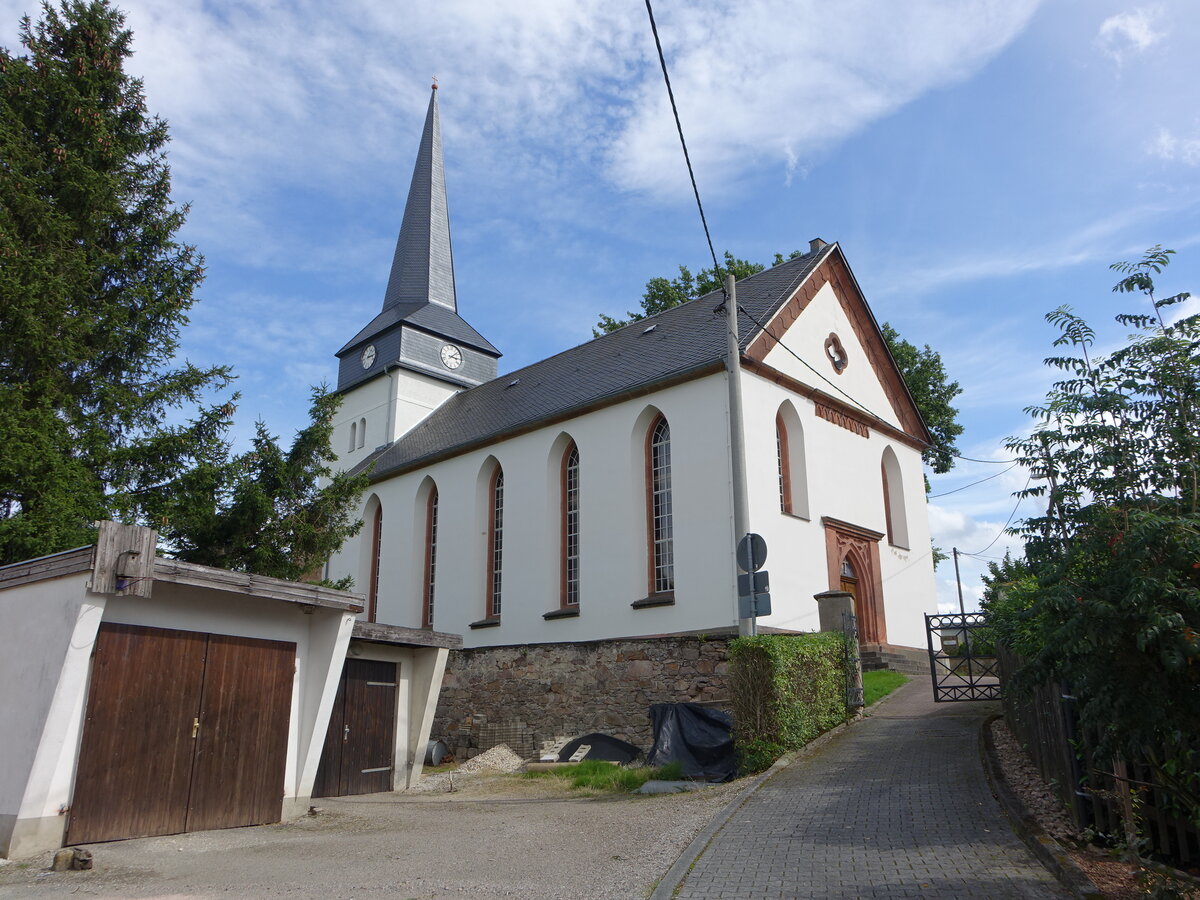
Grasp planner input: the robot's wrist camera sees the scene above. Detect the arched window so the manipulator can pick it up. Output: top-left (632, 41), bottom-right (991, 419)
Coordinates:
top-left (776, 402), bottom-right (809, 518)
top-left (423, 486), bottom-right (438, 627)
top-left (646, 415), bottom-right (674, 595)
top-left (881, 446), bottom-right (909, 549)
top-left (367, 503), bottom-right (382, 622)
top-left (348, 421), bottom-right (357, 452)
top-left (562, 442), bottom-right (580, 607)
top-left (487, 466), bottom-right (504, 617)
top-left (776, 413), bottom-right (792, 513)
top-left (358, 417), bottom-right (366, 449)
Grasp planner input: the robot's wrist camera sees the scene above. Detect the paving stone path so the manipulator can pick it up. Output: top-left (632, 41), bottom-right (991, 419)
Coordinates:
top-left (660, 680), bottom-right (1068, 899)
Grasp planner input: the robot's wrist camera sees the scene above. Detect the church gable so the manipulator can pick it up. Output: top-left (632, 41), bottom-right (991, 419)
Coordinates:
top-left (745, 245), bottom-right (930, 446)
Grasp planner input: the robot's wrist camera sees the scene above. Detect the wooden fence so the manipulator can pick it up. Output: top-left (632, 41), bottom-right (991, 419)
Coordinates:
top-left (998, 646), bottom-right (1200, 867)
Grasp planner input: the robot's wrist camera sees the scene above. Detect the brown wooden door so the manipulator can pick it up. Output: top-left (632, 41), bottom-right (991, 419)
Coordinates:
top-left (313, 659), bottom-right (397, 797)
top-left (67, 624), bottom-right (207, 845)
top-left (67, 625), bottom-right (296, 845)
top-left (186, 634), bottom-right (295, 832)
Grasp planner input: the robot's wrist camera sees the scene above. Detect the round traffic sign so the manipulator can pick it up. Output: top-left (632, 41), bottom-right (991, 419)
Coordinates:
top-left (736, 533), bottom-right (767, 572)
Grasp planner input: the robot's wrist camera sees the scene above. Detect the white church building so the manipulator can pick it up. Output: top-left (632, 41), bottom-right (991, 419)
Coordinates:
top-left (325, 86), bottom-right (937, 660)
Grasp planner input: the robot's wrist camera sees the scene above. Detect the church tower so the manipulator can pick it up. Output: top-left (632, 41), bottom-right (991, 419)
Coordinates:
top-left (333, 84), bottom-right (500, 466)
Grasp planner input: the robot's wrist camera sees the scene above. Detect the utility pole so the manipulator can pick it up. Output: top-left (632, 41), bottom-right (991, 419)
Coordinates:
top-left (724, 274), bottom-right (753, 637)
top-left (952, 547), bottom-right (965, 615)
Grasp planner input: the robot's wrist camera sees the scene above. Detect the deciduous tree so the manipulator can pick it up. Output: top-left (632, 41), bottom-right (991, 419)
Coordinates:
top-left (596, 251), bottom-right (963, 472)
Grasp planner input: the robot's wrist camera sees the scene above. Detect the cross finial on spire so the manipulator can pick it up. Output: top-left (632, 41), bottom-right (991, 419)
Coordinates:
top-left (431, 75), bottom-right (438, 90)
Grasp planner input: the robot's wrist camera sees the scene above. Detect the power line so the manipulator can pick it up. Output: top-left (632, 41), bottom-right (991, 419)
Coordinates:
top-left (643, 0), bottom-right (721, 282)
top-left (954, 454), bottom-right (1017, 465)
top-left (928, 462), bottom-right (1019, 498)
top-left (737, 303), bottom-right (891, 425)
top-left (967, 472), bottom-right (1031, 556)
top-left (645, 2), bottom-right (1019, 472)
top-left (739, 302), bottom-right (1022, 467)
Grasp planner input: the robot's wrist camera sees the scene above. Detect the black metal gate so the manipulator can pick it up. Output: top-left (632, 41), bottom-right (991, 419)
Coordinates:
top-left (925, 612), bottom-right (1000, 702)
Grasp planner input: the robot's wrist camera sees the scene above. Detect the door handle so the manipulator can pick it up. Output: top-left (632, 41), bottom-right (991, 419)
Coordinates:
top-left (343, 725), bottom-right (350, 742)
top-left (192, 717), bottom-right (200, 739)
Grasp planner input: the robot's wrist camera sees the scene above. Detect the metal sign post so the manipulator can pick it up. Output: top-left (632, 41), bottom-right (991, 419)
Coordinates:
top-left (736, 533), bottom-right (770, 635)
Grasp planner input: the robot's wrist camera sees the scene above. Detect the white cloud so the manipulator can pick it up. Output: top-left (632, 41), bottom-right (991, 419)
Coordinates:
top-left (877, 203), bottom-right (1188, 300)
top-left (0, 0), bottom-right (1042, 247)
top-left (609, 0), bottom-right (1042, 200)
top-left (1150, 127), bottom-right (1200, 166)
top-left (1097, 7), bottom-right (1165, 64)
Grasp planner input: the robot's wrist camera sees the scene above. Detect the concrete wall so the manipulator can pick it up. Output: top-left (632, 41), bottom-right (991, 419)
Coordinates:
top-left (0, 572), bottom-right (99, 858)
top-left (432, 635), bottom-right (732, 760)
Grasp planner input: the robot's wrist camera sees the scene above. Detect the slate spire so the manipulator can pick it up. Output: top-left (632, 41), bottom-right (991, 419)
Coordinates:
top-left (383, 84), bottom-right (456, 311)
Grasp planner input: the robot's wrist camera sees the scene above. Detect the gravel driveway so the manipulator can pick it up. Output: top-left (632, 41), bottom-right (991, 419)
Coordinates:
top-left (0, 775), bottom-right (741, 900)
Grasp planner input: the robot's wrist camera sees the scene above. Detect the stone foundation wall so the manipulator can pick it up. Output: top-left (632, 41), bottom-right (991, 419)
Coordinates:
top-left (432, 635), bottom-right (732, 761)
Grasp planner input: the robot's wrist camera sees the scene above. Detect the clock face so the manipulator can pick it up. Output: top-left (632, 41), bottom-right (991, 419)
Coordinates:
top-left (360, 344), bottom-right (376, 370)
top-left (440, 344), bottom-right (463, 370)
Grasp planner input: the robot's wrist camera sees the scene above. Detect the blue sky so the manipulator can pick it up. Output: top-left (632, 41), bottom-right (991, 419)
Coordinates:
top-left (4, 0), bottom-right (1198, 613)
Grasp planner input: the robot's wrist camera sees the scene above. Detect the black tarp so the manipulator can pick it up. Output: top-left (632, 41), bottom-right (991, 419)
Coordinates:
top-left (645, 703), bottom-right (736, 782)
top-left (557, 733), bottom-right (642, 764)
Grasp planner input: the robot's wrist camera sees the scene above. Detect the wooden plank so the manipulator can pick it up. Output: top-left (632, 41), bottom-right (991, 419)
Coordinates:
top-left (0, 546), bottom-right (92, 590)
top-left (352, 620), bottom-right (462, 649)
top-left (67, 624), bottom-right (207, 845)
top-left (151, 559), bottom-right (364, 612)
top-left (338, 659), bottom-right (397, 796)
top-left (186, 634), bottom-right (296, 832)
top-left (311, 665), bottom-right (348, 799)
top-left (91, 522), bottom-right (157, 597)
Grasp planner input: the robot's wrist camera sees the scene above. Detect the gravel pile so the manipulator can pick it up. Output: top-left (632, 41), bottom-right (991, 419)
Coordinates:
top-left (455, 743), bottom-right (526, 775)
top-left (410, 743), bottom-right (527, 793)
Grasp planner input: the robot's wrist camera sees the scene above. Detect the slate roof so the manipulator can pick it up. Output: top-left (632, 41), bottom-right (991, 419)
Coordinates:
top-left (337, 300), bottom-right (500, 358)
top-left (353, 244), bottom-right (837, 481)
top-left (384, 86), bottom-right (457, 312)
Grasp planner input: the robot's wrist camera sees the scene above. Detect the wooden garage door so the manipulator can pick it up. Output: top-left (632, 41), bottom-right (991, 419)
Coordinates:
top-left (312, 659), bottom-right (398, 798)
top-left (66, 623), bottom-right (295, 846)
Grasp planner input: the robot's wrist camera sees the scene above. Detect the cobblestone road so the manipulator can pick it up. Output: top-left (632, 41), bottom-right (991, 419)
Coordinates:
top-left (664, 680), bottom-right (1067, 899)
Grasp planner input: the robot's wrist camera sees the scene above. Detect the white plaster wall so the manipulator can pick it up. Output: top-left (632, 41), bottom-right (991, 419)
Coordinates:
top-left (741, 369), bottom-right (937, 649)
top-left (328, 372), bottom-right (742, 645)
top-left (761, 281), bottom-right (904, 431)
top-left (0, 572), bottom-right (101, 856)
top-left (334, 369), bottom-right (461, 471)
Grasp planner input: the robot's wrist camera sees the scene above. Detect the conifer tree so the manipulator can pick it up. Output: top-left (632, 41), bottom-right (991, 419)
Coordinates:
top-left (0, 2), bottom-right (367, 581)
top-left (0, 0), bottom-right (233, 563)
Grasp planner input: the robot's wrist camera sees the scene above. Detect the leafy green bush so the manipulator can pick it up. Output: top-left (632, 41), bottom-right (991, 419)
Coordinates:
top-left (995, 247), bottom-right (1200, 830)
top-left (729, 632), bottom-right (849, 774)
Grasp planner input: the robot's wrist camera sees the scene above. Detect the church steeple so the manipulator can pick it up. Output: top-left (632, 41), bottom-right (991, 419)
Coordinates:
top-left (334, 82), bottom-right (499, 400)
top-left (383, 84), bottom-right (456, 312)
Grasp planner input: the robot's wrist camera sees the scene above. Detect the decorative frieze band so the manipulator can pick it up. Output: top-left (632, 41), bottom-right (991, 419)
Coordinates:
top-left (815, 401), bottom-right (869, 437)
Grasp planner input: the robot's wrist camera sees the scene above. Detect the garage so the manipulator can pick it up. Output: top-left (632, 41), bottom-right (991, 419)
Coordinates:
top-left (1, 522), bottom-right (459, 859)
top-left (66, 623), bottom-right (296, 845)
